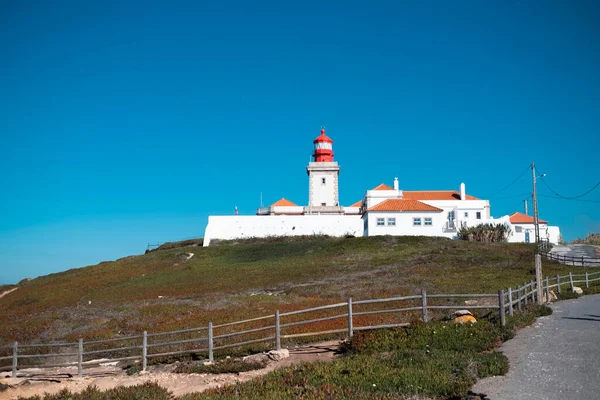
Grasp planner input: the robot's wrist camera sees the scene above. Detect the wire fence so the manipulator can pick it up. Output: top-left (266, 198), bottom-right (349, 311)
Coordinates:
top-left (2, 270), bottom-right (599, 378)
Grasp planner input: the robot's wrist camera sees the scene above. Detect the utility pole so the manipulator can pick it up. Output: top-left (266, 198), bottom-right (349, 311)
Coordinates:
top-left (532, 162), bottom-right (543, 304)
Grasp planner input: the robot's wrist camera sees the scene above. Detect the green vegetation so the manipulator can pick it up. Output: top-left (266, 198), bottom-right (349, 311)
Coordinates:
top-left (15, 305), bottom-right (553, 400)
top-left (457, 223), bottom-right (511, 242)
top-left (174, 358), bottom-right (266, 374)
top-left (572, 232), bottom-right (600, 245)
top-left (0, 235), bottom-right (589, 346)
top-left (16, 382), bottom-right (171, 400)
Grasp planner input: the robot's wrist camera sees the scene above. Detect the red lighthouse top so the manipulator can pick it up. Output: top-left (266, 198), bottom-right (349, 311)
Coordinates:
top-left (312, 128), bottom-right (334, 162)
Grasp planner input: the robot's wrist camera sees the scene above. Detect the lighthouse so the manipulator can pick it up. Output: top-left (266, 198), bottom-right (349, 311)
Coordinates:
top-left (306, 128), bottom-right (343, 214)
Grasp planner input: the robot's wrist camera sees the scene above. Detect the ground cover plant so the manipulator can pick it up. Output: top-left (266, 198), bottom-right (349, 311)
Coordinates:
top-left (174, 358), bottom-right (266, 374)
top-left (15, 305), bottom-right (553, 400)
top-left (0, 235), bottom-right (590, 349)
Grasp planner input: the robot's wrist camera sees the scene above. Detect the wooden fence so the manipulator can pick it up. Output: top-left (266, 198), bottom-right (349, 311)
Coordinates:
top-left (2, 270), bottom-right (599, 378)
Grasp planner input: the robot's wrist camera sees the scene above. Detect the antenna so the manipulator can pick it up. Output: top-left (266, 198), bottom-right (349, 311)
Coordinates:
top-left (260, 192), bottom-right (263, 208)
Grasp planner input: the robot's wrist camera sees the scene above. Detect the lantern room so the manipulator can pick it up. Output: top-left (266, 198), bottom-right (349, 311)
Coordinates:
top-left (313, 128), bottom-right (334, 162)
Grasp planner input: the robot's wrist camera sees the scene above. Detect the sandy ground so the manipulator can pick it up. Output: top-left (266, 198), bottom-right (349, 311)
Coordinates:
top-left (0, 340), bottom-right (342, 399)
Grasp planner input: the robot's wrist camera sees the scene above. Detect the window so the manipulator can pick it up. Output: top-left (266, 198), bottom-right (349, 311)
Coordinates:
top-left (413, 217), bottom-right (422, 226)
top-left (515, 226), bottom-right (523, 233)
top-left (377, 218), bottom-right (385, 226)
top-left (321, 177), bottom-right (326, 184)
top-left (464, 212), bottom-right (469, 218)
top-left (476, 211), bottom-right (481, 220)
top-left (387, 217), bottom-right (396, 226)
top-left (321, 203), bottom-right (326, 206)
top-left (424, 217), bottom-right (432, 226)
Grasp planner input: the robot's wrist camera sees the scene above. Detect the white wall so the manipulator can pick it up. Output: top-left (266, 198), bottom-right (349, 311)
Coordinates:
top-left (419, 199), bottom-right (491, 229)
top-left (309, 171), bottom-right (337, 206)
top-left (365, 211), bottom-right (451, 238)
top-left (507, 223), bottom-right (561, 245)
top-left (364, 189), bottom-right (402, 209)
top-left (203, 215), bottom-right (363, 246)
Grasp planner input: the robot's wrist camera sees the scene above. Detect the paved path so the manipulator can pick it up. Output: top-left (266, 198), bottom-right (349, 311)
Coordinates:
top-left (473, 295), bottom-right (600, 399)
top-left (549, 245), bottom-right (599, 267)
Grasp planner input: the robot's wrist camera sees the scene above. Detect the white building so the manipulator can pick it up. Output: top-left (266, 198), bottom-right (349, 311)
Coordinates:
top-left (202, 129), bottom-right (560, 245)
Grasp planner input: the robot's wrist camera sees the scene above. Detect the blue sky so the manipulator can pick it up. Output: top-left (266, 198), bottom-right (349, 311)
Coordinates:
top-left (1, 1), bottom-right (599, 284)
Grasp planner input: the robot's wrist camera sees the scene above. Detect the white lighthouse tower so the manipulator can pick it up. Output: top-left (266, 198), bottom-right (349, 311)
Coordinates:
top-left (306, 128), bottom-right (344, 215)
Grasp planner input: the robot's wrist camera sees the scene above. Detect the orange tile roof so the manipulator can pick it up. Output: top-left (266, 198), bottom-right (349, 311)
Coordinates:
top-left (372, 183), bottom-right (394, 191)
top-left (367, 199), bottom-right (443, 212)
top-left (509, 212), bottom-right (547, 224)
top-left (270, 198), bottom-right (299, 207)
top-left (348, 200), bottom-right (362, 207)
top-left (403, 191), bottom-right (480, 201)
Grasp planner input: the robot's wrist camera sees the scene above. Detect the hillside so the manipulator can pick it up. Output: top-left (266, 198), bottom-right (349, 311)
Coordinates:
top-left (0, 235), bottom-right (581, 345)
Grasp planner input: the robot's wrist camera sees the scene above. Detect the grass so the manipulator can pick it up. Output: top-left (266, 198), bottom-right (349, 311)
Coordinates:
top-left (0, 235), bottom-right (591, 348)
top-left (16, 382), bottom-right (171, 400)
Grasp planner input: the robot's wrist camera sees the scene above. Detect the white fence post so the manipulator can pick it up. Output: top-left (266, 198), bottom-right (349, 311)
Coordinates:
top-left (11, 341), bottom-right (17, 378)
top-left (523, 283), bottom-right (528, 306)
top-left (517, 286), bottom-right (522, 312)
top-left (347, 298), bottom-right (353, 338)
top-left (421, 289), bottom-right (428, 323)
top-left (507, 287), bottom-right (513, 316)
top-left (569, 272), bottom-right (574, 292)
top-left (208, 322), bottom-right (214, 362)
top-left (545, 277), bottom-right (550, 303)
top-left (78, 339), bottom-right (83, 378)
top-left (556, 275), bottom-right (561, 294)
top-left (142, 331), bottom-right (147, 371)
top-left (498, 290), bottom-right (506, 327)
top-left (586, 272), bottom-right (589, 288)
top-left (530, 280), bottom-right (535, 303)
top-left (275, 310), bottom-right (281, 351)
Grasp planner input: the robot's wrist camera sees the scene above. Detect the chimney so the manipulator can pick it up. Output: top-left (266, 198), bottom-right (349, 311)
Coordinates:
top-left (460, 183), bottom-right (466, 200)
top-left (523, 199), bottom-right (528, 215)
top-left (393, 177), bottom-right (399, 190)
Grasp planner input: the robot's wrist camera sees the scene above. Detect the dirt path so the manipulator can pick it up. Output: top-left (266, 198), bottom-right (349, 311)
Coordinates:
top-left (0, 288), bottom-right (18, 300)
top-left (0, 340), bottom-right (342, 399)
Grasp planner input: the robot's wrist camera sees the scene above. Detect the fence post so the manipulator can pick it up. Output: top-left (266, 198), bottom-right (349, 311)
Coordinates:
top-left (421, 289), bottom-right (428, 323)
top-left (78, 338), bottom-right (83, 378)
top-left (498, 290), bottom-right (506, 327)
top-left (586, 272), bottom-right (589, 288)
top-left (557, 275), bottom-right (561, 294)
top-left (208, 322), bottom-right (214, 362)
top-left (507, 287), bottom-right (513, 316)
top-left (569, 272), bottom-right (574, 292)
top-left (11, 341), bottom-right (17, 378)
top-left (275, 310), bottom-right (281, 351)
top-left (347, 298), bottom-right (353, 338)
top-left (142, 331), bottom-right (147, 371)
top-left (545, 277), bottom-right (550, 303)
top-left (523, 283), bottom-right (528, 306)
top-left (582, 256), bottom-right (585, 267)
top-left (530, 280), bottom-right (535, 303)
top-left (517, 286), bottom-right (522, 312)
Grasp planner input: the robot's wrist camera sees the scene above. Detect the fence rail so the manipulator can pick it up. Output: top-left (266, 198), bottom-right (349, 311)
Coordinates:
top-left (2, 270), bottom-right (599, 378)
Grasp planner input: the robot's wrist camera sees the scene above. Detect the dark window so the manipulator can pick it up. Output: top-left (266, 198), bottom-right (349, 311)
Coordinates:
top-left (476, 212), bottom-right (481, 219)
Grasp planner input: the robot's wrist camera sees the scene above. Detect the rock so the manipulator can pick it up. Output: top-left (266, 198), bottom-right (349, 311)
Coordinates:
top-left (543, 290), bottom-right (558, 303)
top-left (572, 286), bottom-right (583, 295)
top-left (453, 310), bottom-right (473, 316)
top-left (464, 300), bottom-right (478, 306)
top-left (452, 310), bottom-right (476, 324)
top-left (453, 315), bottom-right (477, 324)
top-left (202, 361), bottom-right (214, 366)
top-left (242, 353), bottom-right (270, 364)
top-left (267, 349), bottom-right (290, 361)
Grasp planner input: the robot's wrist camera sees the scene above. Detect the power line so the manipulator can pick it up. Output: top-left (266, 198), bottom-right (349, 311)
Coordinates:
top-left (485, 165), bottom-right (531, 198)
top-left (490, 192), bottom-right (531, 200)
top-left (538, 193), bottom-right (600, 204)
top-left (539, 176), bottom-right (600, 200)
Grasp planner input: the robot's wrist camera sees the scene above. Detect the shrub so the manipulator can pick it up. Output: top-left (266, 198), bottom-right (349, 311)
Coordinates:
top-left (458, 223), bottom-right (511, 242)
